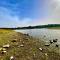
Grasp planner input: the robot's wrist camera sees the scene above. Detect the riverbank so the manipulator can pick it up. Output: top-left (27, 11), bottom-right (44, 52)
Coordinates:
top-left (0, 29), bottom-right (60, 60)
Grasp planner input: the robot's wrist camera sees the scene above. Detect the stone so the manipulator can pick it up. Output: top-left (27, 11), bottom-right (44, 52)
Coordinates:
top-left (0, 48), bottom-right (3, 51)
top-left (20, 44), bottom-right (24, 47)
top-left (45, 53), bottom-right (48, 56)
top-left (1, 51), bottom-right (7, 54)
top-left (24, 34), bottom-right (29, 36)
top-left (45, 43), bottom-right (50, 46)
top-left (33, 53), bottom-right (36, 57)
top-left (20, 40), bottom-right (21, 42)
top-left (39, 48), bottom-right (43, 51)
top-left (2, 48), bottom-right (6, 51)
top-left (25, 38), bottom-right (29, 40)
top-left (3, 44), bottom-right (10, 48)
top-left (49, 40), bottom-right (53, 44)
top-left (10, 56), bottom-right (14, 60)
top-left (22, 41), bottom-right (24, 44)
top-left (0, 48), bottom-right (6, 51)
top-left (11, 39), bottom-right (17, 42)
top-left (56, 44), bottom-right (59, 47)
top-left (53, 39), bottom-right (58, 42)
top-left (44, 35), bottom-right (46, 37)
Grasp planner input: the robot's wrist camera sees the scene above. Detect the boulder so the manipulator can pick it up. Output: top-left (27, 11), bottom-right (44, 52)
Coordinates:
top-left (45, 53), bottom-right (48, 56)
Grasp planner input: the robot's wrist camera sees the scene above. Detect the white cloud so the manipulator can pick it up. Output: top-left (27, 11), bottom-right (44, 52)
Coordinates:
top-left (47, 0), bottom-right (60, 18)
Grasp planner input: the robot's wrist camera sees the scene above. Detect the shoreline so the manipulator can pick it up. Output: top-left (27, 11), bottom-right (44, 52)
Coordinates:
top-left (0, 29), bottom-right (60, 60)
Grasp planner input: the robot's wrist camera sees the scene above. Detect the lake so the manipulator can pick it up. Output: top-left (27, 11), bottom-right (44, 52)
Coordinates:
top-left (15, 28), bottom-right (60, 44)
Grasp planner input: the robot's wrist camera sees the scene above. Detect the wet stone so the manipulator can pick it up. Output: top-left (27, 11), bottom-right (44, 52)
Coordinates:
top-left (49, 40), bottom-right (53, 44)
top-left (53, 39), bottom-right (58, 42)
top-left (56, 44), bottom-right (59, 47)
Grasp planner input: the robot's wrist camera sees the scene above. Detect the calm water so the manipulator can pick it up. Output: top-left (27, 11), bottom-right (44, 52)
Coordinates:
top-left (15, 28), bottom-right (60, 44)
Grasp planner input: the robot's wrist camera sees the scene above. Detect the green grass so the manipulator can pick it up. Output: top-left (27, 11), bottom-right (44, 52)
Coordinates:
top-left (0, 29), bottom-right (60, 60)
top-left (47, 27), bottom-right (60, 30)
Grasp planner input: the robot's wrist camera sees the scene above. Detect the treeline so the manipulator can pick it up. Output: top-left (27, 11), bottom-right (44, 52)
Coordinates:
top-left (0, 24), bottom-right (60, 29)
top-left (17, 24), bottom-right (60, 29)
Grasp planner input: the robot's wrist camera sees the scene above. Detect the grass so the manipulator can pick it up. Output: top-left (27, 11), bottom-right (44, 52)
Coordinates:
top-left (0, 29), bottom-right (60, 60)
top-left (47, 27), bottom-right (60, 30)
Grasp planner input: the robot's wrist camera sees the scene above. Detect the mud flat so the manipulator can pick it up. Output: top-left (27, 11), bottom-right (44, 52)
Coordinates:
top-left (0, 29), bottom-right (59, 60)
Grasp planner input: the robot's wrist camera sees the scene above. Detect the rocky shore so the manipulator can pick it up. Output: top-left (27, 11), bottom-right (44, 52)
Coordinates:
top-left (0, 29), bottom-right (60, 60)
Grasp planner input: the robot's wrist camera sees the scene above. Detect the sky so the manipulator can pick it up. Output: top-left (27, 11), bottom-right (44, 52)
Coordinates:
top-left (0, 0), bottom-right (60, 27)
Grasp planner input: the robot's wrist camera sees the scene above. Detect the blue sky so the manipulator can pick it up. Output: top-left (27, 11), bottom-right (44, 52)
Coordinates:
top-left (0, 0), bottom-right (60, 27)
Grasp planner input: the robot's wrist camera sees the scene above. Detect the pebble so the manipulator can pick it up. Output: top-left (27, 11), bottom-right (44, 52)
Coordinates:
top-left (45, 43), bottom-right (50, 46)
top-left (39, 48), bottom-right (43, 51)
top-left (10, 56), bottom-right (14, 60)
top-left (1, 51), bottom-right (7, 54)
top-left (49, 40), bottom-right (53, 44)
top-left (53, 39), bottom-right (58, 42)
top-left (2, 48), bottom-right (6, 51)
top-left (11, 39), bottom-right (17, 42)
top-left (24, 34), bottom-right (29, 36)
top-left (20, 44), bottom-right (24, 47)
top-left (22, 41), bottom-right (24, 44)
top-left (33, 53), bottom-right (36, 57)
top-left (45, 53), bottom-right (48, 56)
